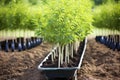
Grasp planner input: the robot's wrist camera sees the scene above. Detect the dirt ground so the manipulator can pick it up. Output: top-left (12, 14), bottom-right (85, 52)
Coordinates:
top-left (78, 38), bottom-right (120, 80)
top-left (0, 38), bottom-right (120, 80)
top-left (0, 43), bottom-right (52, 80)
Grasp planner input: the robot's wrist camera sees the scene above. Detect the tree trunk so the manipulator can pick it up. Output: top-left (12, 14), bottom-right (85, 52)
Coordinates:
top-left (71, 43), bottom-right (74, 58)
top-left (65, 44), bottom-right (70, 64)
top-left (51, 51), bottom-right (54, 62)
top-left (60, 45), bottom-right (64, 65)
top-left (53, 50), bottom-right (56, 60)
top-left (73, 41), bottom-right (79, 54)
top-left (58, 44), bottom-right (61, 68)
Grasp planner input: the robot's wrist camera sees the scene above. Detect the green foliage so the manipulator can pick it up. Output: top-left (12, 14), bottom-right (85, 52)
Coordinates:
top-left (0, 0), bottom-right (23, 5)
top-left (36, 0), bottom-right (93, 45)
top-left (93, 0), bottom-right (103, 5)
top-left (0, 3), bottom-right (42, 31)
top-left (91, 0), bottom-right (119, 6)
top-left (93, 2), bottom-right (120, 31)
top-left (28, 0), bottom-right (39, 5)
top-left (0, 0), bottom-right (45, 6)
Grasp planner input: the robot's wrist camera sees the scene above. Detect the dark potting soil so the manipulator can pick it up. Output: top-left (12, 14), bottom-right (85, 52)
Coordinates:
top-left (42, 41), bottom-right (84, 68)
top-left (0, 38), bottom-right (119, 80)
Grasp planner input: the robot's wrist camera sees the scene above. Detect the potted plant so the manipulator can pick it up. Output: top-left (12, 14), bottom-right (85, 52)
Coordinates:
top-left (38, 38), bottom-right (87, 80)
top-left (93, 1), bottom-right (120, 51)
top-left (37, 0), bottom-right (93, 79)
top-left (0, 2), bottom-right (43, 52)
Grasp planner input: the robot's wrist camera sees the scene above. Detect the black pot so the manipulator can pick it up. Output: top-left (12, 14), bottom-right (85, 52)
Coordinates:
top-left (0, 42), bottom-right (1, 50)
top-left (18, 42), bottom-right (22, 51)
top-left (100, 36), bottom-right (106, 44)
top-left (20, 37), bottom-right (27, 50)
top-left (42, 69), bottom-right (77, 79)
top-left (22, 42), bottom-right (26, 50)
top-left (0, 40), bottom-right (5, 51)
top-left (17, 38), bottom-right (23, 51)
top-left (30, 40), bottom-right (34, 48)
top-left (117, 42), bottom-right (120, 51)
top-left (105, 37), bottom-right (109, 46)
top-left (26, 38), bottom-right (31, 49)
top-left (107, 39), bottom-right (112, 48)
top-left (109, 40), bottom-right (114, 49)
top-left (104, 36), bottom-right (107, 45)
top-left (112, 42), bottom-right (116, 51)
top-left (38, 38), bottom-right (87, 79)
top-left (11, 39), bottom-right (15, 52)
top-left (36, 38), bottom-right (42, 45)
top-left (36, 38), bottom-right (39, 45)
top-left (33, 39), bottom-right (37, 47)
top-left (31, 37), bottom-right (36, 47)
top-left (5, 40), bottom-right (9, 52)
top-left (95, 36), bottom-right (101, 42)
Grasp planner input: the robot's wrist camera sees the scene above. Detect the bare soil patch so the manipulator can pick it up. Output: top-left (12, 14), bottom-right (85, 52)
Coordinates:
top-left (0, 38), bottom-right (119, 80)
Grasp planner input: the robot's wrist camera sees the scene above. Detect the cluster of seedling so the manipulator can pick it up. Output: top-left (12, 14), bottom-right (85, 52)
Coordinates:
top-left (96, 35), bottom-right (120, 51)
top-left (0, 37), bottom-right (42, 52)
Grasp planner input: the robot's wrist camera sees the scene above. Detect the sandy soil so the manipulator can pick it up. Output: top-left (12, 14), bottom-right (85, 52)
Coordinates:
top-left (0, 38), bottom-right (120, 80)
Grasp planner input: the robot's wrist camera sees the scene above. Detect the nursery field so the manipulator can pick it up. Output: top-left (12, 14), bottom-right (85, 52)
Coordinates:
top-left (0, 37), bottom-right (119, 80)
top-left (0, 0), bottom-right (119, 80)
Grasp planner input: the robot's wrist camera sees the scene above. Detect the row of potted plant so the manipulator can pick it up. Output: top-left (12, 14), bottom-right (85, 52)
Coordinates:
top-left (96, 35), bottom-right (120, 51)
top-left (93, 1), bottom-right (120, 52)
top-left (0, 37), bottom-right (42, 52)
top-left (0, 1), bottom-right (43, 52)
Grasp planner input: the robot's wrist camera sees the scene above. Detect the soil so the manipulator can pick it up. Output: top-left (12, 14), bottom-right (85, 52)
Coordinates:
top-left (0, 38), bottom-right (120, 80)
top-left (78, 38), bottom-right (120, 80)
top-left (0, 43), bottom-right (52, 80)
top-left (42, 41), bottom-right (85, 68)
